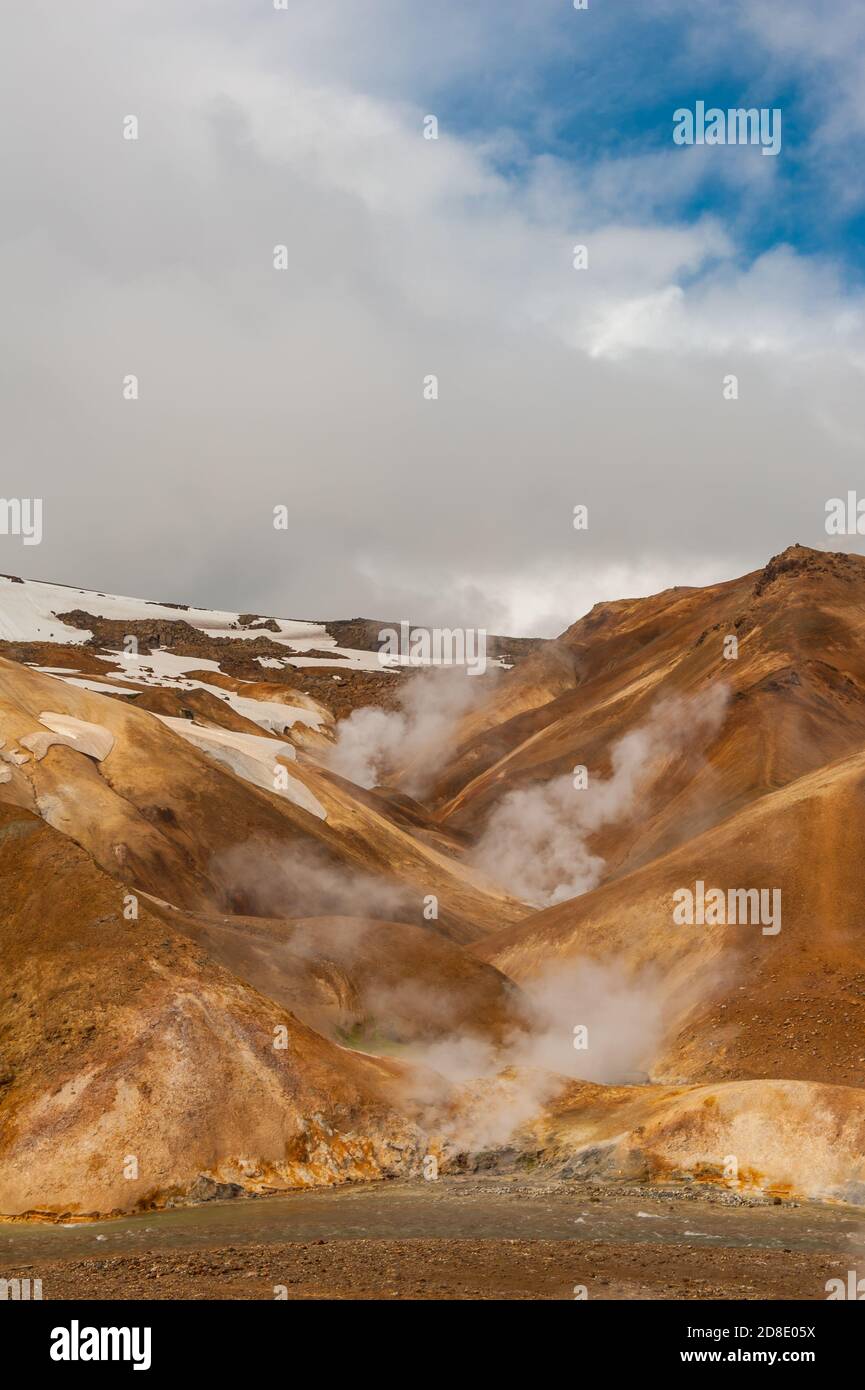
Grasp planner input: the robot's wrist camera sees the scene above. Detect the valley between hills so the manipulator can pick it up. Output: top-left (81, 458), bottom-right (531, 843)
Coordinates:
top-left (2, 545), bottom-right (864, 1299)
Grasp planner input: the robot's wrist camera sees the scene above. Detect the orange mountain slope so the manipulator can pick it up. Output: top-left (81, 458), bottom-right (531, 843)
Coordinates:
top-left (4, 548), bottom-right (865, 1217)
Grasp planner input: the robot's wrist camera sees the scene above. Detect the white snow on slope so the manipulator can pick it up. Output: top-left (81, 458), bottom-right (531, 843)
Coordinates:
top-left (286, 642), bottom-right (399, 672)
top-left (37, 672), bottom-right (142, 696)
top-left (21, 713), bottom-right (115, 763)
top-left (200, 685), bottom-right (326, 733)
top-left (99, 651), bottom-right (223, 679)
top-left (261, 646), bottom-right (394, 673)
top-left (92, 654), bottom-right (328, 732)
top-left (1, 574), bottom-right (498, 677)
top-left (0, 575), bottom-right (325, 645)
top-left (0, 575), bottom-right (385, 672)
top-left (156, 717), bottom-right (327, 820)
top-left (32, 657), bottom-right (327, 734)
top-left (0, 579), bottom-right (92, 643)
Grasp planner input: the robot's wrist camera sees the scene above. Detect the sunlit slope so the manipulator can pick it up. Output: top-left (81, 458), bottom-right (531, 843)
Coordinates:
top-left (475, 745), bottom-right (865, 1086)
top-left (0, 657), bottom-right (527, 941)
top-left (0, 805), bottom-right (434, 1218)
top-left (521, 1075), bottom-right (865, 1205)
top-left (432, 548), bottom-right (865, 886)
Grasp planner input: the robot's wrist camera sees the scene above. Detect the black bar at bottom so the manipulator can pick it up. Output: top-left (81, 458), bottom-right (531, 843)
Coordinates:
top-left (3, 1296), bottom-right (856, 1375)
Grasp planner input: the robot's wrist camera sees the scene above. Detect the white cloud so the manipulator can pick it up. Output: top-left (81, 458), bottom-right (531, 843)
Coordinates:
top-left (1, 2), bottom-right (864, 634)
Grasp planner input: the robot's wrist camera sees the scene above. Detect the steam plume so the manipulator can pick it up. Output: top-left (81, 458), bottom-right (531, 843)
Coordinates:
top-left (471, 686), bottom-right (729, 906)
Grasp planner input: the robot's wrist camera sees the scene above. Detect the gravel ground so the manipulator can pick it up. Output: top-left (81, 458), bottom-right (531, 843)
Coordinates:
top-left (1, 1236), bottom-right (850, 1301)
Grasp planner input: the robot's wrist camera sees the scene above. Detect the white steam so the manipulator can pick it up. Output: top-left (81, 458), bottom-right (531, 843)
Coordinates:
top-left (404, 957), bottom-right (671, 1156)
top-left (217, 840), bottom-right (412, 921)
top-left (323, 668), bottom-right (492, 793)
top-left (408, 958), bottom-right (663, 1088)
top-left (471, 685), bottom-right (729, 906)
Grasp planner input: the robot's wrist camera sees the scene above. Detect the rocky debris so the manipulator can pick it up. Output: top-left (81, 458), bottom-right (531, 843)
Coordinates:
top-left (752, 543), bottom-right (864, 597)
top-left (180, 1177), bottom-right (246, 1204)
top-left (237, 615), bottom-right (280, 632)
top-left (323, 617), bottom-right (544, 665)
top-left (0, 1233), bottom-right (845, 1301)
top-left (54, 610), bottom-right (299, 661)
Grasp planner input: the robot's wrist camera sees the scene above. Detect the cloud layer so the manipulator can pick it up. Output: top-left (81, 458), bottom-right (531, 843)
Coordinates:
top-left (3, 2), bottom-right (865, 633)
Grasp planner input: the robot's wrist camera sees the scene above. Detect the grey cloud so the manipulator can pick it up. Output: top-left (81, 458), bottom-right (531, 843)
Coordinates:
top-left (1, 3), bottom-right (865, 635)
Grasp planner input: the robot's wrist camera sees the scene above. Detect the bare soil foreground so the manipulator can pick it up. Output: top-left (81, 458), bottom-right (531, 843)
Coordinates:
top-left (3, 1237), bottom-right (853, 1301)
top-left (1, 1178), bottom-right (861, 1300)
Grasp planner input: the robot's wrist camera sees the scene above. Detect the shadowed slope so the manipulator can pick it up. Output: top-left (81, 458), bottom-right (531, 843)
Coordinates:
top-left (146, 905), bottom-right (530, 1047)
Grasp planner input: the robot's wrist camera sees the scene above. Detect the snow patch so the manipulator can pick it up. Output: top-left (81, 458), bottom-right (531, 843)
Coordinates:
top-left (94, 654), bottom-right (327, 731)
top-left (22, 712), bottom-right (115, 762)
top-left (156, 717), bottom-right (327, 820)
top-left (36, 672), bottom-right (141, 696)
top-left (0, 575), bottom-right (326, 644)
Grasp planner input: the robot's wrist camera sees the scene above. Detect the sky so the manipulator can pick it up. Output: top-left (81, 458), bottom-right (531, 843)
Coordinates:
top-left (3, 0), bottom-right (865, 635)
